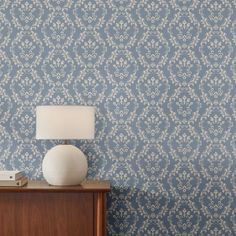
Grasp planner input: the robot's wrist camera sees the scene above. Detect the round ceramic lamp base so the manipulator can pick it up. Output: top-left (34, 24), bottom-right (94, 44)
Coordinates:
top-left (42, 145), bottom-right (88, 186)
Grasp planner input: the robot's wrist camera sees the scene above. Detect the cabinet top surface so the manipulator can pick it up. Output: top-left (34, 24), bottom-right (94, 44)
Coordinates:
top-left (0, 180), bottom-right (111, 193)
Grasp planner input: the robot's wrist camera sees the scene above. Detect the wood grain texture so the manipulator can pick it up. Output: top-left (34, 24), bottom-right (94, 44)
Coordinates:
top-left (94, 193), bottom-right (107, 236)
top-left (0, 192), bottom-right (93, 236)
top-left (0, 180), bottom-right (110, 193)
top-left (0, 180), bottom-right (111, 236)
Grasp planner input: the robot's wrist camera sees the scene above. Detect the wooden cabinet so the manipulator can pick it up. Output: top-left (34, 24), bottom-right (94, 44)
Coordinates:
top-left (0, 180), bottom-right (110, 236)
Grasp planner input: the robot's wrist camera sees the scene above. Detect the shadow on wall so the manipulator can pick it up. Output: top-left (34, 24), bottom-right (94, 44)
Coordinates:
top-left (105, 185), bottom-right (236, 236)
top-left (106, 186), bottom-right (175, 235)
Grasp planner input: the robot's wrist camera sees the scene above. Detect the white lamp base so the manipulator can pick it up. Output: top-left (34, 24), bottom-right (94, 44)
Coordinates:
top-left (42, 145), bottom-right (88, 186)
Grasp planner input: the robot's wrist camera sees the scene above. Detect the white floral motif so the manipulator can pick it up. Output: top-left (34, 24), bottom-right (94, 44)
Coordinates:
top-left (0, 88), bottom-right (12, 124)
top-left (0, 125), bottom-right (12, 162)
top-left (136, 144), bottom-right (170, 183)
top-left (200, 68), bottom-right (232, 105)
top-left (105, 49), bottom-right (138, 86)
top-left (93, 109), bottom-right (107, 141)
top-left (11, 31), bottom-right (43, 68)
top-left (200, 181), bottom-right (233, 217)
top-left (137, 31), bottom-right (170, 68)
top-left (105, 12), bottom-right (138, 48)
top-left (169, 12), bottom-right (200, 48)
top-left (168, 163), bottom-right (200, 199)
top-left (137, 69), bottom-right (169, 105)
top-left (42, 49), bottom-right (75, 86)
top-left (200, 0), bottom-right (233, 28)
top-left (73, 0), bottom-right (106, 29)
top-left (105, 87), bottom-right (138, 124)
top-left (138, 219), bottom-right (169, 236)
top-left (0, 12), bottom-right (12, 47)
top-left (137, 190), bottom-right (170, 217)
top-left (200, 30), bottom-right (233, 67)
top-left (10, 0), bottom-right (44, 30)
top-left (107, 0), bottom-right (135, 10)
top-left (200, 220), bottom-right (232, 236)
top-left (168, 200), bottom-right (200, 235)
top-left (0, 1), bottom-right (10, 10)
top-left (9, 144), bottom-right (42, 178)
top-left (232, 21), bottom-right (236, 44)
top-left (231, 171), bottom-right (236, 196)
top-left (43, 87), bottom-right (75, 105)
top-left (200, 144), bottom-right (233, 181)
top-left (10, 107), bottom-right (36, 143)
top-left (10, 69), bottom-right (43, 105)
top-left (105, 164), bottom-right (139, 189)
top-left (0, 50), bottom-right (12, 85)
top-left (138, 107), bottom-right (170, 143)
top-left (230, 209), bottom-right (236, 233)
top-left (108, 192), bottom-right (138, 235)
top-left (86, 142), bottom-right (108, 178)
top-left (171, 0), bottom-right (198, 10)
top-left (200, 107), bottom-right (233, 143)
top-left (136, 0), bottom-right (170, 30)
top-left (168, 49), bottom-right (201, 86)
top-left (168, 87), bottom-right (200, 124)
top-left (42, 11), bottom-right (75, 49)
top-left (231, 97), bottom-right (236, 120)
top-left (74, 31), bottom-right (106, 67)
top-left (168, 125), bottom-right (201, 161)
top-left (45, 0), bottom-right (72, 9)
top-left (231, 58), bottom-right (236, 76)
top-left (73, 68), bottom-right (106, 105)
top-left (105, 125), bottom-right (137, 162)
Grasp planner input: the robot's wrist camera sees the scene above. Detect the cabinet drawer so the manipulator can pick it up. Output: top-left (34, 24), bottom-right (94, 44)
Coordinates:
top-left (0, 192), bottom-right (93, 236)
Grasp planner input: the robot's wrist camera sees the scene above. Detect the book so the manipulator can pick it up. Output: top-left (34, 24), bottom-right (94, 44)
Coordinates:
top-left (0, 176), bottom-right (28, 187)
top-left (0, 171), bottom-right (24, 181)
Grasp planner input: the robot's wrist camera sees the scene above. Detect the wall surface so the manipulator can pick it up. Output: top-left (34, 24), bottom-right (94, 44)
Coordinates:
top-left (0, 0), bottom-right (235, 235)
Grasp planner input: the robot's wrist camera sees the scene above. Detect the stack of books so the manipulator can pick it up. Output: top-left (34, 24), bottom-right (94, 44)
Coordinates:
top-left (0, 171), bottom-right (28, 187)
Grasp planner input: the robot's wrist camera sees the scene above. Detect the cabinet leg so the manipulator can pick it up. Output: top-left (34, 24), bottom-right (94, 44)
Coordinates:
top-left (94, 193), bottom-right (106, 236)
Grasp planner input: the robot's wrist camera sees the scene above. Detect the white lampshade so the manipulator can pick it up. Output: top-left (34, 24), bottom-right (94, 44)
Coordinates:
top-left (36, 106), bottom-right (95, 140)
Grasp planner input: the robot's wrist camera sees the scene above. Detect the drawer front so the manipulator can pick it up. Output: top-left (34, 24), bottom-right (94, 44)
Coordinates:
top-left (0, 192), bottom-right (93, 236)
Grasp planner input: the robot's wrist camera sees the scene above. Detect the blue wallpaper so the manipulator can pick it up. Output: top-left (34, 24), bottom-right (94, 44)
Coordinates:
top-left (0, 0), bottom-right (236, 235)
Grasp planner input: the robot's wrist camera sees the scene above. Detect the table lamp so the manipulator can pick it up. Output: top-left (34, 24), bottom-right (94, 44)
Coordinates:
top-left (36, 106), bottom-right (95, 186)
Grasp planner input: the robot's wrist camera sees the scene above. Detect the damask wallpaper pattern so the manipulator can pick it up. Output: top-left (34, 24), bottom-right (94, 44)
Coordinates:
top-left (0, 0), bottom-right (235, 235)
